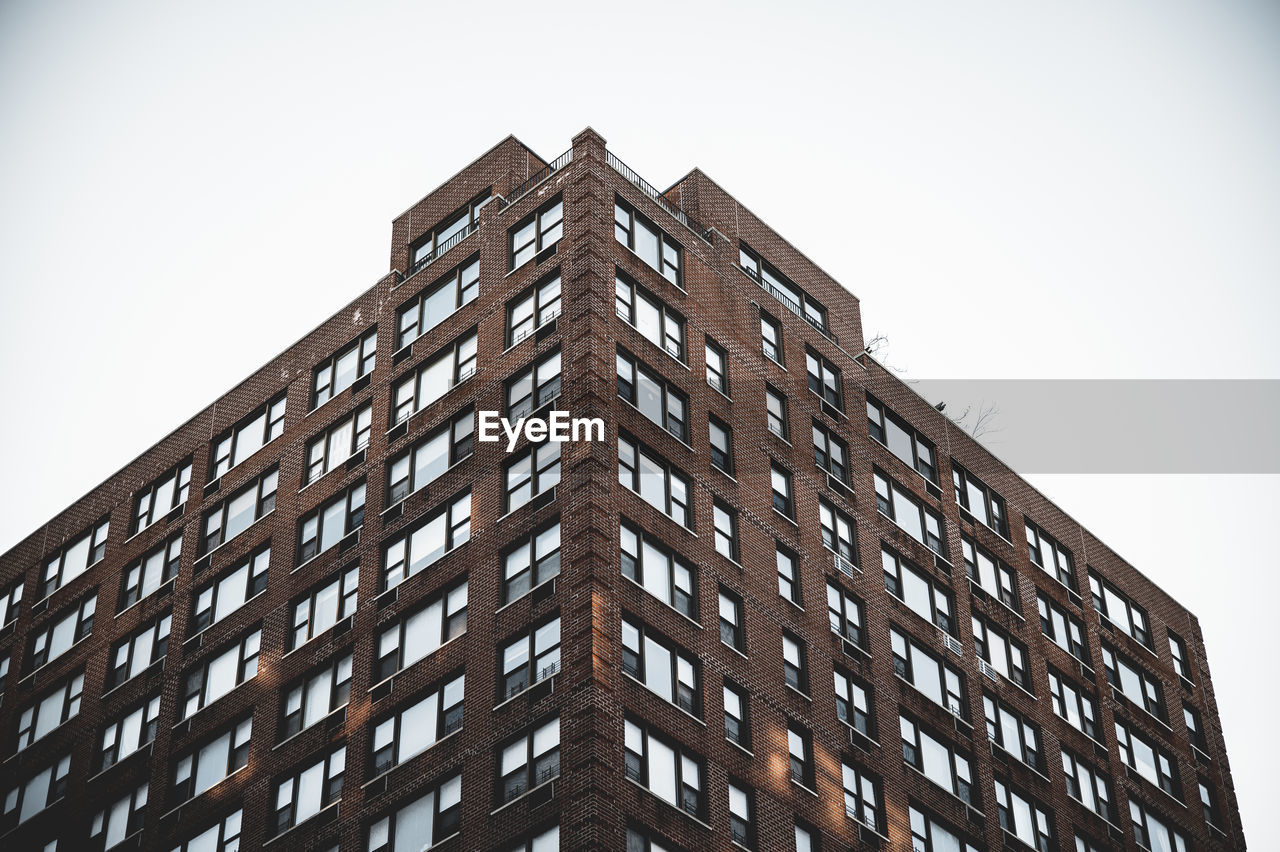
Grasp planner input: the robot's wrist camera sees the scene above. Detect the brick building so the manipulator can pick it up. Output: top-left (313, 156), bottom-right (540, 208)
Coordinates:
top-left (0, 128), bottom-right (1244, 852)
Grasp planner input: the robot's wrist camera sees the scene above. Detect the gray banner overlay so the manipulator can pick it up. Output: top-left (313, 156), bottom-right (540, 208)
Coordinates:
top-left (908, 380), bottom-right (1280, 474)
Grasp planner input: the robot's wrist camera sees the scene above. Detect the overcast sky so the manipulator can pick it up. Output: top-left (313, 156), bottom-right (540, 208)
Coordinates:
top-left (1, 0), bottom-right (1276, 841)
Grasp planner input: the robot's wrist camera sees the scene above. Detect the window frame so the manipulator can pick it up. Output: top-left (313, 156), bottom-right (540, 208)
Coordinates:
top-left (210, 395), bottom-right (287, 482)
top-left (132, 460), bottom-right (193, 535)
top-left (805, 347), bottom-right (843, 411)
top-left (616, 347), bottom-right (688, 442)
top-left (615, 271), bottom-right (686, 362)
top-left (621, 519), bottom-right (697, 620)
top-left (615, 198), bottom-right (682, 285)
top-left (509, 349), bottom-right (563, 421)
top-left (510, 196), bottom-right (564, 270)
top-left (312, 328), bottom-right (377, 410)
top-left (866, 394), bottom-right (938, 484)
top-left (297, 479), bottom-right (366, 565)
top-left (397, 254), bottom-right (481, 350)
top-left (506, 270), bottom-right (562, 347)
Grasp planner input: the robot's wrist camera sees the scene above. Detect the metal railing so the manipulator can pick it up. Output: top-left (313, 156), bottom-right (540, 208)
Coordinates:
top-left (745, 266), bottom-right (840, 346)
top-left (503, 148), bottom-right (574, 210)
top-left (606, 150), bottom-right (711, 242)
top-left (404, 223), bottom-right (476, 279)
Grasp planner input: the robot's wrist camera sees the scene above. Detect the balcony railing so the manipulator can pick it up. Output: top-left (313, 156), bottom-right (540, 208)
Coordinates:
top-left (744, 266), bottom-right (839, 346)
top-left (503, 148), bottom-right (574, 210)
top-left (606, 150), bottom-right (711, 243)
top-left (405, 223), bottom-right (476, 280)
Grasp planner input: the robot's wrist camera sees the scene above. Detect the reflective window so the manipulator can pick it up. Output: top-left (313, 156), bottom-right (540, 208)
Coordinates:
top-left (615, 199), bottom-right (681, 284)
top-left (615, 273), bottom-right (685, 360)
top-left (511, 196), bottom-right (563, 269)
top-left (398, 255), bottom-right (480, 349)
top-left (506, 271), bottom-right (561, 346)
top-left (313, 329), bottom-right (376, 409)
top-left (304, 403), bottom-right (372, 484)
top-left (374, 580), bottom-right (467, 681)
top-left (391, 331), bottom-right (477, 425)
top-left (621, 520), bottom-right (695, 619)
top-left (382, 490), bottom-right (471, 590)
top-left (133, 461), bottom-right (192, 535)
top-left (371, 673), bottom-right (465, 774)
top-left (211, 395), bottom-right (286, 480)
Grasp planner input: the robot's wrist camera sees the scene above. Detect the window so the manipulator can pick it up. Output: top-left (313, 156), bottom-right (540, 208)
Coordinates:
top-left (304, 403), bottom-right (372, 484)
top-left (1090, 571), bottom-right (1152, 647)
top-left (511, 196), bottom-right (563, 269)
top-left (1183, 702), bottom-right (1208, 752)
top-left (1115, 719), bottom-right (1181, 798)
top-left (819, 499), bottom-right (857, 566)
top-left (298, 480), bottom-right (366, 564)
top-left (962, 535), bottom-right (1020, 612)
top-left (713, 500), bottom-right (738, 561)
top-left (952, 464), bottom-right (1009, 538)
top-left (281, 653), bottom-right (352, 739)
top-left (509, 350), bottom-right (563, 420)
top-left (118, 532), bottom-right (181, 611)
top-left (765, 384), bottom-right (789, 439)
top-left (3, 753), bottom-right (70, 825)
top-left (1038, 592), bottom-right (1087, 659)
top-left (625, 827), bottom-right (676, 852)
top-left (708, 415), bottom-right (734, 474)
top-left (506, 441), bottom-right (560, 513)
top-left (615, 199), bottom-right (681, 284)
top-left (1102, 641), bottom-right (1167, 721)
top-left (865, 394), bottom-right (938, 483)
top-left (1048, 667), bottom-right (1100, 740)
top-left (386, 408), bottom-right (474, 506)
top-left (993, 780), bottom-right (1053, 851)
top-left (810, 421), bottom-right (849, 483)
top-left (623, 617), bottom-right (699, 714)
top-left (39, 518), bottom-right (109, 598)
top-left (0, 658), bottom-right (7, 703)
top-left (201, 466), bottom-right (278, 554)
top-left (1061, 748), bottom-right (1114, 822)
top-left (615, 273), bottom-right (685, 360)
top-left (1198, 778), bottom-right (1220, 828)
top-left (891, 627), bottom-right (966, 715)
top-left (776, 543), bottom-right (800, 605)
top-left (503, 520), bottom-right (561, 603)
top-left (502, 618), bottom-right (561, 701)
top-left (367, 773), bottom-right (461, 851)
top-left (1129, 799), bottom-right (1187, 852)
top-left (783, 632), bottom-right (809, 693)
top-left (410, 193), bottom-right (490, 269)
top-left (98, 694), bottom-right (161, 769)
top-left (509, 826), bottom-right (559, 852)
top-left (618, 434), bottom-right (690, 526)
top-left (499, 717), bottom-right (561, 803)
top-left (0, 578), bottom-right (21, 627)
top-left (719, 587), bottom-right (745, 651)
top-left (398, 256), bottom-right (480, 350)
top-left (313, 328), bottom-right (377, 409)
top-left (788, 724), bottom-right (815, 787)
top-left (882, 545), bottom-right (953, 633)
top-left (181, 628), bottom-right (261, 717)
top-left (972, 616), bottom-right (1031, 691)
top-left (91, 782), bottom-right (147, 850)
top-left (740, 244), bottom-right (827, 332)
top-left (624, 718), bottom-right (704, 818)
top-left (841, 761), bottom-right (881, 831)
top-left (105, 613), bottom-right (170, 689)
top-left (211, 395), bottom-right (287, 480)
top-left (272, 745), bottom-right (345, 835)
top-left (874, 470), bottom-right (945, 556)
top-left (382, 489), bottom-right (471, 590)
top-left (390, 330), bottom-right (478, 425)
top-left (506, 271), bottom-right (562, 346)
top-left (1024, 518), bottom-right (1078, 591)
top-left (172, 716), bottom-right (252, 800)
top-left (16, 671), bottom-right (84, 750)
top-left (983, 694), bottom-right (1043, 771)
top-left (616, 348), bottom-right (687, 441)
top-left (133, 461), bottom-right (192, 534)
top-left (900, 715), bottom-right (972, 804)
top-left (760, 311), bottom-right (783, 364)
top-left (826, 581), bottom-right (865, 648)
top-left (705, 337), bottom-right (728, 395)
top-left (1168, 630), bottom-right (1192, 682)
top-left (723, 680), bottom-right (751, 748)
top-left (289, 566), bottom-right (359, 650)
top-left (728, 782), bottom-right (754, 847)
top-left (834, 667), bottom-right (874, 739)
top-left (374, 579), bottom-right (467, 681)
top-left (621, 520), bottom-right (696, 619)
top-left (191, 546), bottom-right (269, 635)
top-left (769, 463), bottom-right (796, 518)
top-left (171, 811), bottom-right (243, 852)
top-left (805, 348), bottom-right (843, 410)
top-left (371, 673), bottom-right (464, 774)
top-left (910, 806), bottom-right (981, 852)
top-left (795, 823), bottom-right (816, 852)
top-left (27, 592), bottom-right (95, 671)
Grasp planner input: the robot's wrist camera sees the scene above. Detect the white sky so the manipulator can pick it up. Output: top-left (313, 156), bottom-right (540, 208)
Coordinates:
top-left (1, 0), bottom-right (1276, 841)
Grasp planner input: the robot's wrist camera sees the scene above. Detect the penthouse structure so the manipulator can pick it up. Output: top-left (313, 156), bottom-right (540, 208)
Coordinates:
top-left (0, 128), bottom-right (1244, 852)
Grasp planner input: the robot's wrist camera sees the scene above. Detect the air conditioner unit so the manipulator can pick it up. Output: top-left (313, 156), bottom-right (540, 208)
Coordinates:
top-left (979, 659), bottom-right (999, 682)
top-left (942, 634), bottom-right (963, 657)
top-left (833, 553), bottom-right (858, 577)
